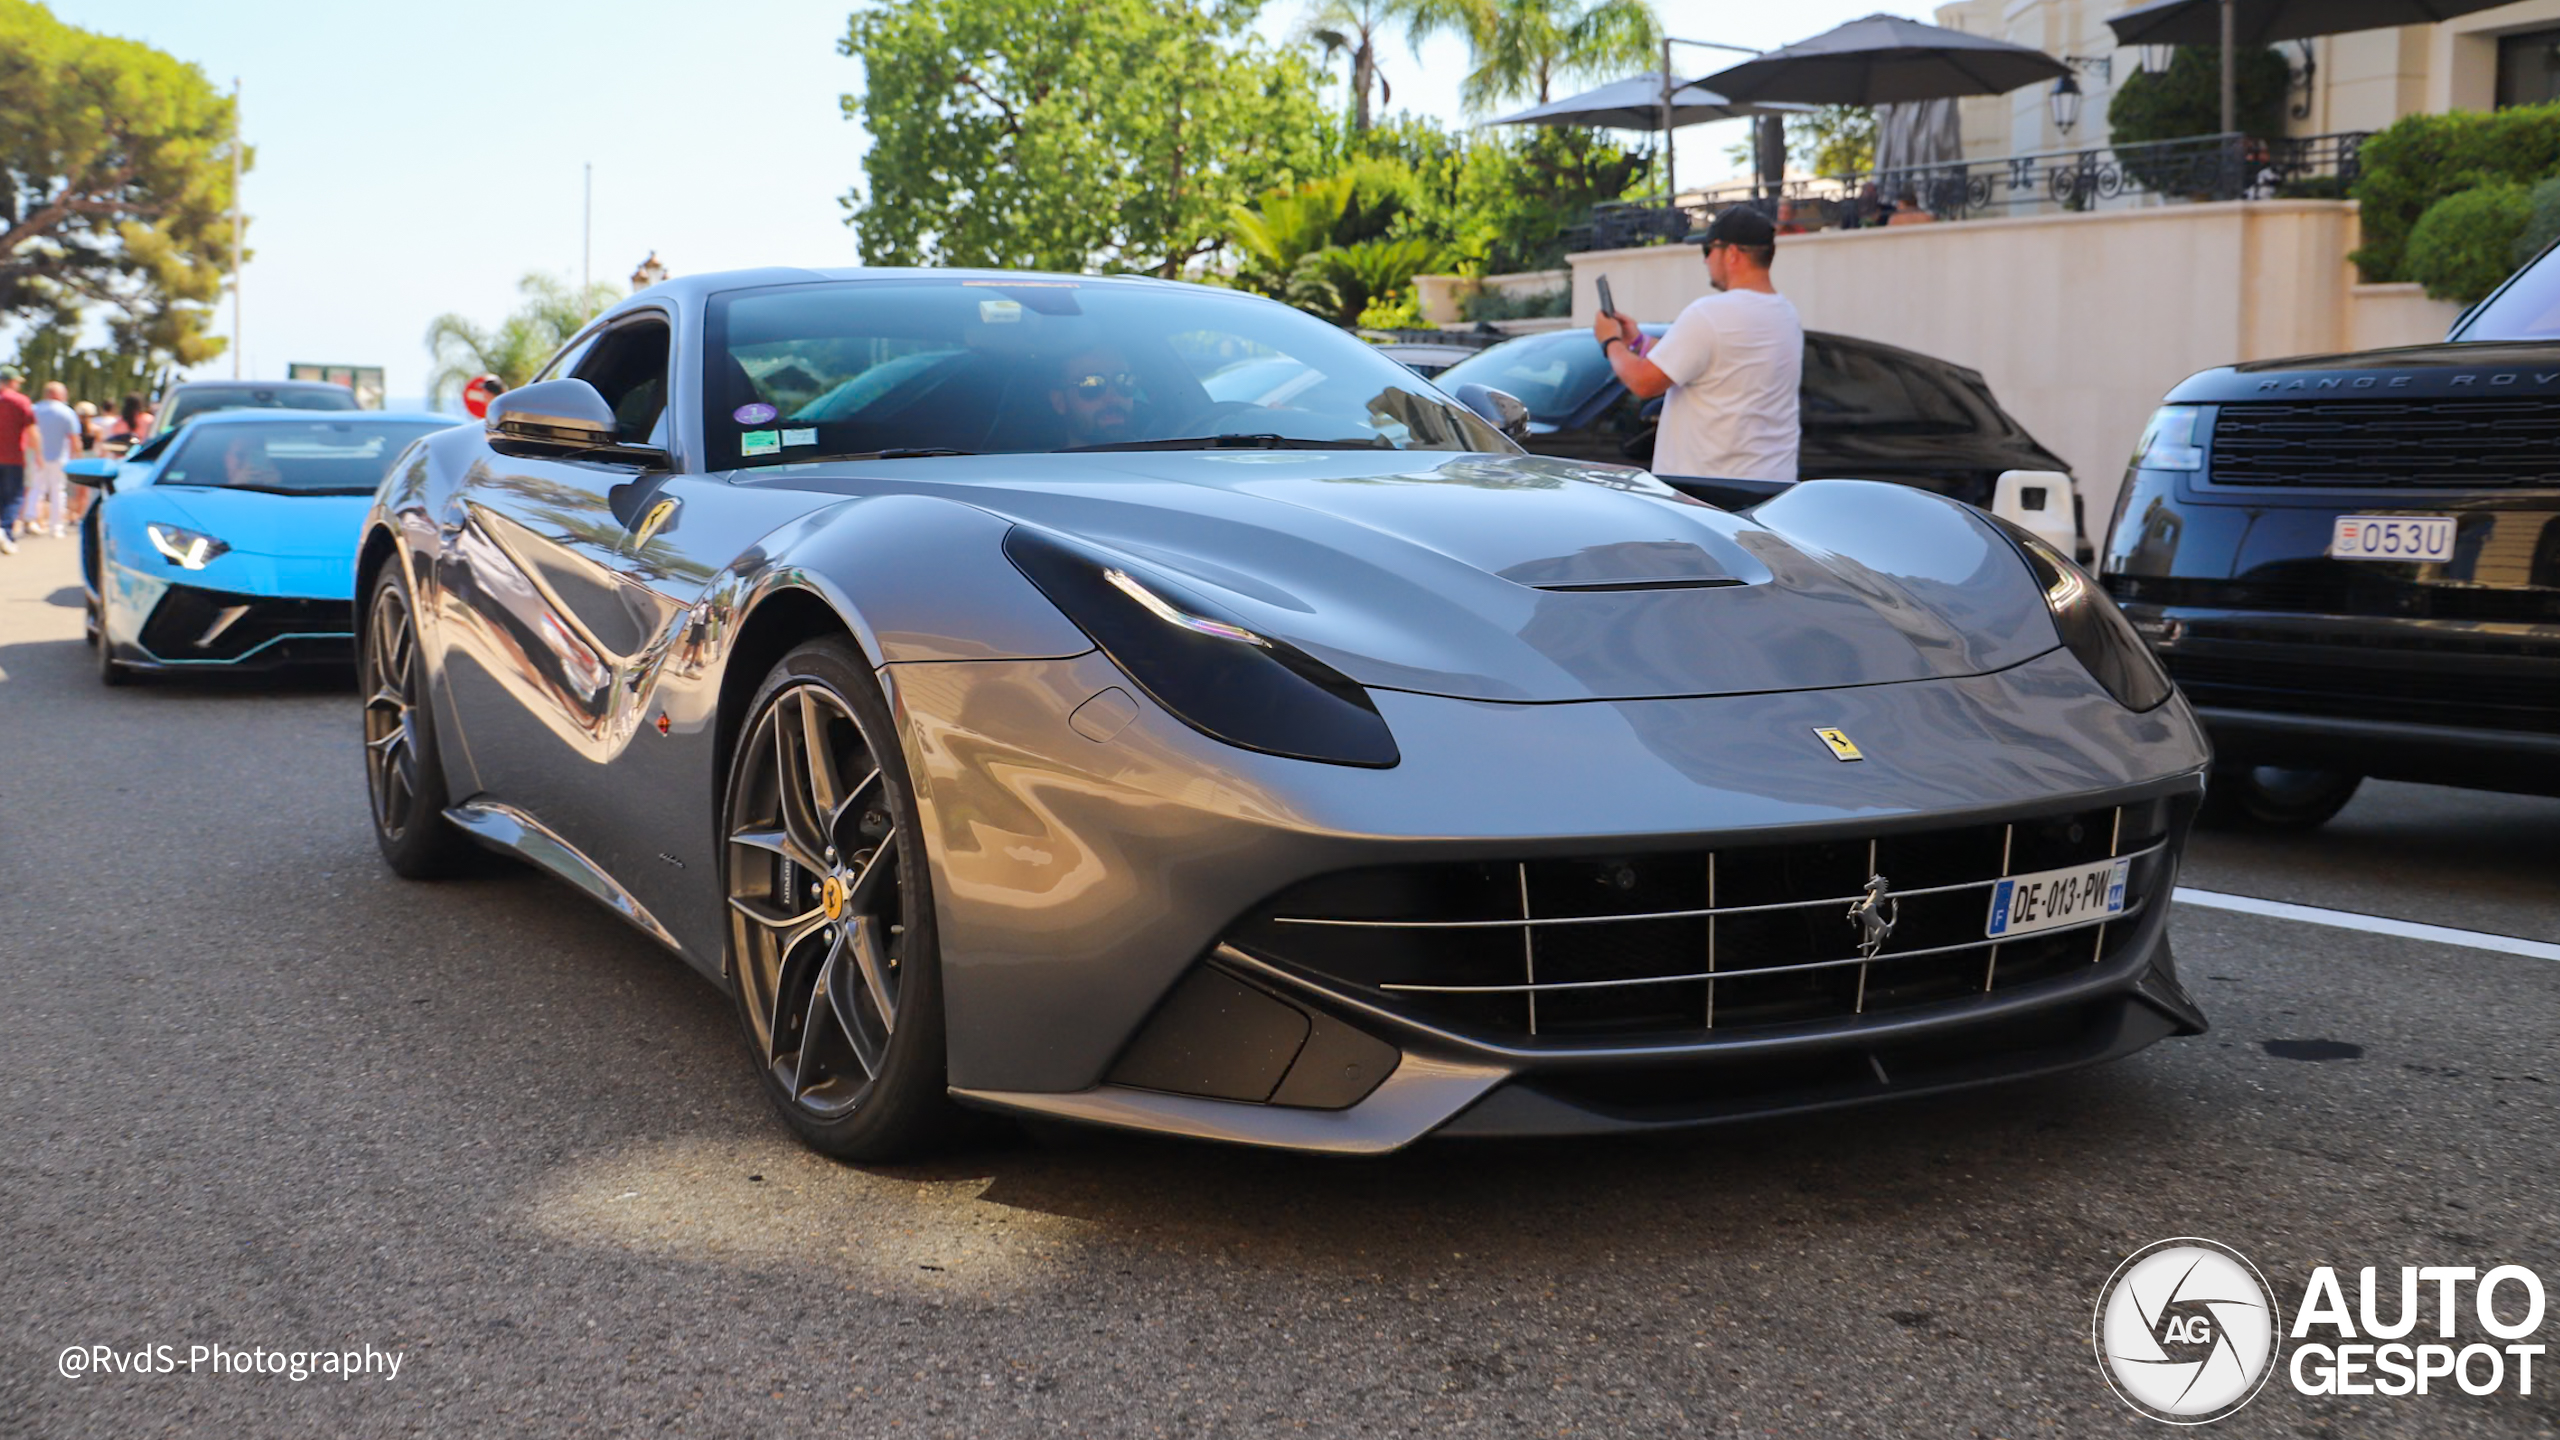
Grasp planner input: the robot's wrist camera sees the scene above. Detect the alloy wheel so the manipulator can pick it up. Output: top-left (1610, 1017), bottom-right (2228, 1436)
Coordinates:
top-left (726, 683), bottom-right (907, 1118)
top-left (363, 582), bottom-right (424, 840)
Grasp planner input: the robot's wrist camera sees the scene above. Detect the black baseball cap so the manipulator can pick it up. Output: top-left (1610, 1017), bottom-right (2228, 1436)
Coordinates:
top-left (1687, 207), bottom-right (1776, 249)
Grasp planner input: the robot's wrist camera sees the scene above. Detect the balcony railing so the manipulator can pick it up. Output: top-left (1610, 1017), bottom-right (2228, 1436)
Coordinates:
top-left (1567, 131), bottom-right (2371, 252)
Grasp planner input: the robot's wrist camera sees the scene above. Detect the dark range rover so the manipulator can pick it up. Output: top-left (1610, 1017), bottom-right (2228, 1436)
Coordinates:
top-left (2102, 250), bottom-right (2560, 827)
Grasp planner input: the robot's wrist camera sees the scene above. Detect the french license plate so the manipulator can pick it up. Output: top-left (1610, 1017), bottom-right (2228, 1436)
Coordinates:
top-left (1986, 858), bottom-right (2130, 938)
top-left (2330, 514), bottom-right (2453, 562)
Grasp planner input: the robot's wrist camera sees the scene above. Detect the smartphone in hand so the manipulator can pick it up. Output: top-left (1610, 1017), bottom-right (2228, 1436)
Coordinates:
top-left (1595, 275), bottom-right (1617, 318)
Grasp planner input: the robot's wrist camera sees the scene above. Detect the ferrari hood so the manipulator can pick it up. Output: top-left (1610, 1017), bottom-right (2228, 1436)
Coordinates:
top-left (761, 451), bottom-right (2060, 703)
top-left (139, 486), bottom-right (373, 560)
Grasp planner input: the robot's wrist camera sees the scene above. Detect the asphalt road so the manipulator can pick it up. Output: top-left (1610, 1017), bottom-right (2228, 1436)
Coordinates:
top-left (3, 534), bottom-right (2555, 1439)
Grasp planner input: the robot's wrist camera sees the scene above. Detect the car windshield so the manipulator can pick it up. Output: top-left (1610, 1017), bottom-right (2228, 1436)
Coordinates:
top-left (703, 278), bottom-right (1510, 468)
top-left (1433, 330), bottom-right (1631, 420)
top-left (160, 419), bottom-right (448, 494)
top-left (2458, 244), bottom-right (2560, 340)
top-left (160, 384), bottom-right (361, 431)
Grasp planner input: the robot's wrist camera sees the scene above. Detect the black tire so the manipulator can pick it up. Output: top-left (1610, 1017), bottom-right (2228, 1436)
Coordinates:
top-left (721, 637), bottom-right (963, 1161)
top-left (2197, 765), bottom-right (2363, 832)
top-left (361, 562), bottom-right (471, 877)
top-left (96, 620), bottom-right (129, 685)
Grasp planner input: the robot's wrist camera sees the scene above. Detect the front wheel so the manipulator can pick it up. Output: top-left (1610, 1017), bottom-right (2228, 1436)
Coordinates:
top-left (2198, 765), bottom-right (2362, 832)
top-left (722, 638), bottom-right (963, 1161)
top-left (361, 562), bottom-right (471, 876)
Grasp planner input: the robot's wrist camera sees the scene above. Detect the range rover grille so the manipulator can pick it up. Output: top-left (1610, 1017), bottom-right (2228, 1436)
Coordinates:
top-left (1227, 800), bottom-right (2182, 1044)
top-left (2210, 399), bottom-right (2560, 488)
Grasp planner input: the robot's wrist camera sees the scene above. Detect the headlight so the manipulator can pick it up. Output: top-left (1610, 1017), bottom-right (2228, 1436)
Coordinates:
top-left (1002, 527), bottom-right (1399, 768)
top-left (2131, 405), bottom-right (2205, 471)
top-left (145, 522), bottom-right (230, 569)
top-left (1998, 520), bottom-right (2175, 712)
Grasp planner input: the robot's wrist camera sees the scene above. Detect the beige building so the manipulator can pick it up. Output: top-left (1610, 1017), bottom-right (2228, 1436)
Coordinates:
top-left (1937, 0), bottom-right (2560, 162)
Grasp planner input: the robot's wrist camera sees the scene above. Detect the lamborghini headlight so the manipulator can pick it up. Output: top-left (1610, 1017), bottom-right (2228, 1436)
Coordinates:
top-left (145, 522), bottom-right (230, 570)
top-left (1003, 527), bottom-right (1400, 768)
top-left (2001, 520), bottom-right (2175, 712)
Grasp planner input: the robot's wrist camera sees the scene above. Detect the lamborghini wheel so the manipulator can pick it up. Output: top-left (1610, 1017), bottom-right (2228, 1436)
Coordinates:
top-left (723, 638), bottom-right (959, 1160)
top-left (362, 563), bottom-right (470, 876)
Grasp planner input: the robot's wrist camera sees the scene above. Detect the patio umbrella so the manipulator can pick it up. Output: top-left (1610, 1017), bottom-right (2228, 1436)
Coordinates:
top-left (1696, 14), bottom-right (2071, 107)
top-left (1484, 72), bottom-right (1772, 131)
top-left (2103, 0), bottom-right (2520, 47)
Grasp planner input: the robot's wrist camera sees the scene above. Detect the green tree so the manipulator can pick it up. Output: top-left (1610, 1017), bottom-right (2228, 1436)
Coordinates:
top-left (423, 272), bottom-right (620, 403)
top-left (1453, 0), bottom-right (1658, 113)
top-left (0, 0), bottom-right (243, 367)
top-left (841, 0), bottom-right (1332, 276)
top-left (1298, 0), bottom-right (1476, 132)
top-left (1449, 127), bottom-right (1648, 271)
top-left (2106, 45), bottom-right (2291, 145)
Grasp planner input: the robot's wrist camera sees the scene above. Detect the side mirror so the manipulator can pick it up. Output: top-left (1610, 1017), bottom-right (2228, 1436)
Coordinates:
top-left (1451, 383), bottom-right (1531, 443)
top-left (486, 378), bottom-right (620, 451)
top-left (64, 457), bottom-right (119, 488)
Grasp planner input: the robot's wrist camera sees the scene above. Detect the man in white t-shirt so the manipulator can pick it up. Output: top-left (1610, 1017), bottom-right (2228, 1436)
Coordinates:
top-left (1592, 207), bottom-right (1802, 482)
top-left (28, 381), bottom-right (83, 537)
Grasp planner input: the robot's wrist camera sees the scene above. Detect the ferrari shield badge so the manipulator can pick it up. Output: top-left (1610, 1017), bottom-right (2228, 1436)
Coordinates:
top-left (1813, 727), bottom-right (1864, 762)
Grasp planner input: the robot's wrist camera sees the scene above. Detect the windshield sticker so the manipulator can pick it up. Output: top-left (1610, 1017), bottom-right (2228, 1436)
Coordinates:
top-left (732, 402), bottom-right (778, 425)
top-left (781, 427), bottom-right (817, 447)
top-left (739, 430), bottom-right (780, 456)
top-left (978, 299), bottom-right (1023, 324)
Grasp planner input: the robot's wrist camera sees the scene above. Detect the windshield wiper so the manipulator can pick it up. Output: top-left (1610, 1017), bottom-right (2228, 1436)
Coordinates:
top-left (800, 447), bottom-right (980, 462)
top-left (1059, 433), bottom-right (1391, 453)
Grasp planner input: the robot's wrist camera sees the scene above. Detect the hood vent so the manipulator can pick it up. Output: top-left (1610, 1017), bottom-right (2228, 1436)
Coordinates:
top-left (1530, 577), bottom-right (1747, 593)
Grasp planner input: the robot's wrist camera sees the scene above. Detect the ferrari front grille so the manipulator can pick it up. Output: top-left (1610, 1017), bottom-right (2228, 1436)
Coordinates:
top-left (2209, 399), bottom-right (2560, 488)
top-left (1227, 799), bottom-right (2183, 1043)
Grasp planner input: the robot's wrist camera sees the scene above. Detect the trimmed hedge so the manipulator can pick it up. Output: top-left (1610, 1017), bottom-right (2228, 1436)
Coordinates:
top-left (2520, 176), bottom-right (2560, 266)
top-left (2406, 183), bottom-right (2531, 303)
top-left (2350, 102), bottom-right (2560, 282)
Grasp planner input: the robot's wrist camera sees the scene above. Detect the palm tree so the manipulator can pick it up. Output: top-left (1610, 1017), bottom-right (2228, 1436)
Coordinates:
top-left (1456, 0), bottom-right (1659, 113)
top-left (1300, 0), bottom-right (1482, 132)
top-left (423, 272), bottom-right (621, 404)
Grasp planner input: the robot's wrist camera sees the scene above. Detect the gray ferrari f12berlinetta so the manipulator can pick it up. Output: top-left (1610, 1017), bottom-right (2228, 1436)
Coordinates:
top-left (358, 267), bottom-right (2210, 1158)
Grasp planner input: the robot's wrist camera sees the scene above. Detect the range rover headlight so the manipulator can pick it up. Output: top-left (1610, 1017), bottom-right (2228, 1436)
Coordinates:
top-left (2132, 405), bottom-right (2206, 471)
top-left (1999, 520), bottom-right (2175, 712)
top-left (145, 522), bottom-right (230, 569)
top-left (1002, 527), bottom-right (1400, 768)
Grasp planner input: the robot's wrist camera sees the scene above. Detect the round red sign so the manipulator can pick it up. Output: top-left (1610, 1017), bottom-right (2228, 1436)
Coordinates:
top-left (462, 373), bottom-right (504, 419)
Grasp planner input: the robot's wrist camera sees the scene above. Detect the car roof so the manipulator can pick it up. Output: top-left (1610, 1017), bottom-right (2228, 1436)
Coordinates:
top-left (166, 378), bottom-right (361, 394)
top-left (592, 265), bottom-right (1199, 322)
top-left (174, 406), bottom-right (451, 424)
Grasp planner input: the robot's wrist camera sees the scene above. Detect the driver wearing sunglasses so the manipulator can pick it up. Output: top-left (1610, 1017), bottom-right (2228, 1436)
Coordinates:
top-left (1048, 347), bottom-right (1143, 445)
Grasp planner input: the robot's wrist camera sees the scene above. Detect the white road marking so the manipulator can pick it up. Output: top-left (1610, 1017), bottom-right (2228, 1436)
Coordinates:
top-left (2173, 887), bottom-right (2560, 962)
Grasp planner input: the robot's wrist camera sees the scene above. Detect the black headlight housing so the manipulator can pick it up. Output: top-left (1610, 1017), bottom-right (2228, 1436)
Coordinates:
top-left (1994, 518), bottom-right (2175, 713)
top-left (1003, 527), bottom-right (1400, 768)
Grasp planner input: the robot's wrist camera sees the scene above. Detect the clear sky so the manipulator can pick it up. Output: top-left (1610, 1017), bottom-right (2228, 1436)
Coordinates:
top-left (40, 0), bottom-right (1915, 405)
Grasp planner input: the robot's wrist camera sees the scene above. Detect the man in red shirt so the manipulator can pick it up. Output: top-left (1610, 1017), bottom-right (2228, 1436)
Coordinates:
top-left (0, 368), bottom-right (36, 555)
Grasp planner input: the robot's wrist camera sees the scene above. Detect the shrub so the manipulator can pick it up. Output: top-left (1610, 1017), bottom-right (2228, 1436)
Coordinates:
top-left (2406, 183), bottom-right (2532, 303)
top-left (2349, 102), bottom-right (2560, 282)
top-left (2107, 45), bottom-right (2291, 147)
top-left (2519, 176), bottom-right (2560, 266)
top-left (1459, 285), bottom-right (1569, 322)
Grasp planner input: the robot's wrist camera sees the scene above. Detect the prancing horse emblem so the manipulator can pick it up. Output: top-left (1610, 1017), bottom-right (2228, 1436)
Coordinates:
top-left (1846, 874), bottom-right (1897, 959)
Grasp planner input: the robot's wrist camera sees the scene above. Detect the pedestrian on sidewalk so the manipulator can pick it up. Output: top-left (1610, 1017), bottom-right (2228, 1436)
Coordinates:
top-left (0, 369), bottom-right (33, 555)
top-left (29, 381), bottom-right (82, 537)
top-left (1590, 207), bottom-right (1803, 484)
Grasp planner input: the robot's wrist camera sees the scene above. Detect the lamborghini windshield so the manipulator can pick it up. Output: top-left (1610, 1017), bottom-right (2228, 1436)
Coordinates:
top-left (159, 419), bottom-right (449, 495)
top-left (702, 278), bottom-right (1512, 469)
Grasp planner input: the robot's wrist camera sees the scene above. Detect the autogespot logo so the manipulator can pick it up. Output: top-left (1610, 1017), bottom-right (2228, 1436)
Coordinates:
top-left (2094, 1238), bottom-right (2282, 1424)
